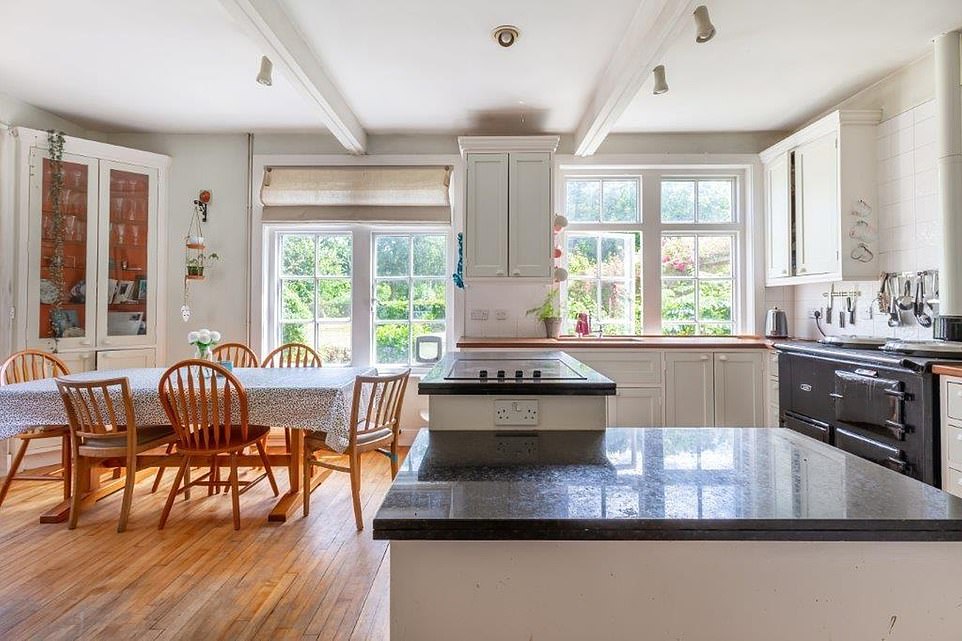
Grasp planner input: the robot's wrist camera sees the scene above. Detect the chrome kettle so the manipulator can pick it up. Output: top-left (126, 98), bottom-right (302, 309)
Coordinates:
top-left (765, 307), bottom-right (789, 338)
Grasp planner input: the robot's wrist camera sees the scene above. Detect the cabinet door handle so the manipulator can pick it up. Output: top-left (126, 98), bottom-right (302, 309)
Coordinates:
top-left (496, 269), bottom-right (505, 276)
top-left (700, 354), bottom-right (710, 361)
top-left (781, 269), bottom-right (788, 275)
top-left (512, 268), bottom-right (521, 276)
top-left (799, 267), bottom-right (808, 274)
top-left (102, 340), bottom-right (112, 345)
top-left (718, 355), bottom-right (728, 361)
top-left (80, 340), bottom-right (91, 346)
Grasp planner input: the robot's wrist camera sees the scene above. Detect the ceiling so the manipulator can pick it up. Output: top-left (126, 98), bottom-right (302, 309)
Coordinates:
top-left (0, 0), bottom-right (961, 138)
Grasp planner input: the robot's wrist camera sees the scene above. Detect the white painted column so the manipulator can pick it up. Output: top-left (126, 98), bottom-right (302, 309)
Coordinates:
top-left (935, 31), bottom-right (962, 331)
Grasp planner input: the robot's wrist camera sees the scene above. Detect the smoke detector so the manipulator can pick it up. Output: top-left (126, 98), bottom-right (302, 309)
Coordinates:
top-left (492, 25), bottom-right (520, 48)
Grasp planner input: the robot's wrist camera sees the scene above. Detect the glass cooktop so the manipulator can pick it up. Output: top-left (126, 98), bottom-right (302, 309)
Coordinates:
top-left (444, 358), bottom-right (587, 381)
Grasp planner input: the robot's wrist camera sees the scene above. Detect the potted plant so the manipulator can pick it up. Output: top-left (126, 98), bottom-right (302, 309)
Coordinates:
top-left (526, 288), bottom-right (563, 338)
top-left (186, 252), bottom-right (219, 278)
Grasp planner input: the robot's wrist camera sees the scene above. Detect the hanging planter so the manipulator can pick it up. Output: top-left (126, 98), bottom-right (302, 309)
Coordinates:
top-left (184, 191), bottom-right (213, 279)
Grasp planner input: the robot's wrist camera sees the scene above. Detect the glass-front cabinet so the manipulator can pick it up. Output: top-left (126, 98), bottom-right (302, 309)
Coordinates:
top-left (19, 130), bottom-right (168, 369)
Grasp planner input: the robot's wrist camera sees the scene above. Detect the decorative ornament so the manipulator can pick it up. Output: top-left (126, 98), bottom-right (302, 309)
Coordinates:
top-left (553, 246), bottom-right (563, 259)
top-left (451, 232), bottom-right (465, 289)
top-left (553, 214), bottom-right (568, 232)
top-left (553, 267), bottom-right (568, 282)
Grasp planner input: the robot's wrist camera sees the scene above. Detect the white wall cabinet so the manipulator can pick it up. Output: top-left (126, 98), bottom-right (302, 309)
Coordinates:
top-left (12, 128), bottom-right (169, 369)
top-left (939, 375), bottom-right (962, 499)
top-left (96, 348), bottom-right (156, 371)
top-left (761, 110), bottom-right (881, 285)
top-left (460, 137), bottom-right (558, 280)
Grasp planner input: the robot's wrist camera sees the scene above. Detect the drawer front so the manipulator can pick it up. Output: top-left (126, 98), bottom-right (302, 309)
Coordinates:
top-left (947, 381), bottom-right (962, 421)
top-left (783, 412), bottom-right (829, 443)
top-left (947, 423), bottom-right (962, 467)
top-left (570, 350), bottom-right (663, 386)
top-left (835, 427), bottom-right (909, 476)
top-left (946, 466), bottom-right (962, 500)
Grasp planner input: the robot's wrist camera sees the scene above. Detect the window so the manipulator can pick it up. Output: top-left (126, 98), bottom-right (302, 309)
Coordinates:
top-left (373, 233), bottom-right (448, 366)
top-left (565, 232), bottom-right (640, 335)
top-left (269, 227), bottom-right (449, 369)
top-left (561, 172), bottom-right (742, 335)
top-left (276, 232), bottom-right (352, 364)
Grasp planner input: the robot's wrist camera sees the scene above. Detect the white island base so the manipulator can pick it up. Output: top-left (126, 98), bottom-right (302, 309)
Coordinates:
top-left (390, 540), bottom-right (962, 641)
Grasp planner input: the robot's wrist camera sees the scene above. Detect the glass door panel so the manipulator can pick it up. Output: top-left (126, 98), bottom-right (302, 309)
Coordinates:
top-left (97, 162), bottom-right (157, 347)
top-left (28, 149), bottom-right (99, 350)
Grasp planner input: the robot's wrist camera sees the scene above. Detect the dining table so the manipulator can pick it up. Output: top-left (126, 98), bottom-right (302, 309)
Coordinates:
top-left (0, 365), bottom-right (376, 523)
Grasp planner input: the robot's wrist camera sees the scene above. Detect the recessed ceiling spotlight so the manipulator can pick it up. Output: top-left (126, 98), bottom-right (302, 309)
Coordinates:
top-left (652, 65), bottom-right (669, 95)
top-left (256, 55), bottom-right (273, 86)
top-left (693, 5), bottom-right (716, 43)
top-left (492, 25), bottom-right (520, 48)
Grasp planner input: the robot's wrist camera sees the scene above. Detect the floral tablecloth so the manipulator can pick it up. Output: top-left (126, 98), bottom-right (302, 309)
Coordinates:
top-left (0, 366), bottom-right (376, 453)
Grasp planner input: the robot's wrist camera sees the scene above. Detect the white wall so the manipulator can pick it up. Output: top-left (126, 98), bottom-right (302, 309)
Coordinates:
top-left (104, 133), bottom-right (250, 362)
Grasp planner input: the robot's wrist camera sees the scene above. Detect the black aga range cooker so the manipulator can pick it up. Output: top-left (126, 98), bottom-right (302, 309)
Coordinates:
top-left (775, 340), bottom-right (961, 487)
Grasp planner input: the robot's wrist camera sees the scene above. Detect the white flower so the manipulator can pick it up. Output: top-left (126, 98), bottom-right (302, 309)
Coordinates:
top-left (187, 331), bottom-right (199, 343)
top-left (209, 330), bottom-right (221, 343)
top-left (198, 329), bottom-right (211, 343)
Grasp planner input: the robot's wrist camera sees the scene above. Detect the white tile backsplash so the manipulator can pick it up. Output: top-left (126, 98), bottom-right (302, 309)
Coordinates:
top-left (788, 100), bottom-right (940, 341)
top-left (463, 280), bottom-right (554, 338)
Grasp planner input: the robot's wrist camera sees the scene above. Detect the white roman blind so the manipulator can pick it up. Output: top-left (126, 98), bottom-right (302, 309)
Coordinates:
top-left (260, 165), bottom-right (452, 223)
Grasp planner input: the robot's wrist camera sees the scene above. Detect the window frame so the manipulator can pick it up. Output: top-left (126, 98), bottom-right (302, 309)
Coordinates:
top-left (559, 168), bottom-right (745, 335)
top-left (265, 223), bottom-right (453, 371)
top-left (371, 230), bottom-right (450, 368)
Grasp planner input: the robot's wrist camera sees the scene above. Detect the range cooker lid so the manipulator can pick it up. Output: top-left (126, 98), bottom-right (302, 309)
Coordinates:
top-left (818, 335), bottom-right (887, 348)
top-left (882, 339), bottom-right (962, 357)
top-left (444, 358), bottom-right (587, 381)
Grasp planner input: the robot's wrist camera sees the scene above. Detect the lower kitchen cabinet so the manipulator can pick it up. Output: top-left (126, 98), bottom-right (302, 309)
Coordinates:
top-left (940, 374), bottom-right (962, 499)
top-left (665, 351), bottom-right (766, 428)
top-left (665, 352), bottom-right (715, 427)
top-left (607, 387), bottom-right (663, 427)
top-left (57, 350), bottom-right (96, 374)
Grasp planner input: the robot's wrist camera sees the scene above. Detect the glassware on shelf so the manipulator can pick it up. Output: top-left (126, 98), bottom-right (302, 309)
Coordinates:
top-left (63, 215), bottom-right (77, 242)
top-left (130, 224), bottom-right (141, 246)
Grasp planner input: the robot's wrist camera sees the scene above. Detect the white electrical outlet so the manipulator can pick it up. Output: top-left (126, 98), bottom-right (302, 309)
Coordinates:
top-left (494, 399), bottom-right (539, 426)
top-left (494, 309), bottom-right (508, 320)
top-left (470, 309), bottom-right (489, 321)
top-left (807, 308), bottom-right (818, 319)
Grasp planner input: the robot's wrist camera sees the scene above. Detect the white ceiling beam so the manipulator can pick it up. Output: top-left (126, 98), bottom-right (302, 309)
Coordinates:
top-left (219, 0), bottom-right (367, 154)
top-left (573, 0), bottom-right (696, 156)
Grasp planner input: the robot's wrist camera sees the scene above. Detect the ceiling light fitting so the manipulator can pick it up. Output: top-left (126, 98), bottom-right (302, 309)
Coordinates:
top-left (652, 65), bottom-right (669, 95)
top-left (492, 25), bottom-right (520, 48)
top-left (693, 5), bottom-right (716, 43)
top-left (256, 55), bottom-right (273, 86)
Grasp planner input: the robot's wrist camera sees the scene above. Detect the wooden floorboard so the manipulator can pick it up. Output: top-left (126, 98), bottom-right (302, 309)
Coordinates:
top-left (0, 450), bottom-right (403, 640)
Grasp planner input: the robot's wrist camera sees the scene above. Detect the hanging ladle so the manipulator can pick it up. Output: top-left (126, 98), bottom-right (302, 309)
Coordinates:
top-left (888, 278), bottom-right (901, 328)
top-left (916, 275), bottom-right (932, 328)
top-left (897, 277), bottom-right (915, 311)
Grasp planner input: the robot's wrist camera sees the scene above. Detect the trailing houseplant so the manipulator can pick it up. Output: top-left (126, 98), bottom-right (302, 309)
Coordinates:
top-left (526, 287), bottom-right (563, 338)
top-left (46, 130), bottom-right (66, 344)
top-left (186, 251), bottom-right (219, 277)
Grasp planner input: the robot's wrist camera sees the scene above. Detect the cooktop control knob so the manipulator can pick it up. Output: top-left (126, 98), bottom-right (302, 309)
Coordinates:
top-left (479, 369), bottom-right (488, 379)
top-left (496, 369), bottom-right (506, 380)
top-left (533, 370), bottom-right (542, 379)
top-left (514, 369), bottom-right (524, 379)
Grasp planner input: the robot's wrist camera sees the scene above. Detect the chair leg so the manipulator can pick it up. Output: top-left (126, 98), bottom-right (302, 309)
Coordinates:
top-left (150, 442), bottom-right (175, 494)
top-left (255, 439), bottom-right (279, 497)
top-left (302, 448), bottom-right (312, 518)
top-left (208, 455), bottom-right (216, 496)
top-left (68, 454), bottom-right (84, 530)
top-left (390, 438), bottom-right (399, 479)
top-left (0, 438), bottom-right (30, 508)
top-left (183, 463), bottom-right (191, 501)
top-left (228, 452), bottom-right (241, 530)
top-left (118, 452), bottom-right (137, 533)
top-left (350, 453), bottom-right (363, 531)
top-left (61, 433), bottom-right (72, 501)
top-left (159, 456), bottom-right (189, 530)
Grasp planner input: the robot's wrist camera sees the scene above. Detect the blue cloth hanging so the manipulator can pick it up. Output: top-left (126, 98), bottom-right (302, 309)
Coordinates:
top-left (452, 232), bottom-right (464, 289)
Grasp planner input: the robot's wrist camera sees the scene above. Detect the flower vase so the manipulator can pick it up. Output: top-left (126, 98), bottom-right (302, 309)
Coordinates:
top-left (194, 345), bottom-right (215, 377)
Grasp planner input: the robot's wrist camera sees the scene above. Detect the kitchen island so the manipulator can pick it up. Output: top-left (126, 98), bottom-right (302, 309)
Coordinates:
top-left (374, 428), bottom-right (962, 641)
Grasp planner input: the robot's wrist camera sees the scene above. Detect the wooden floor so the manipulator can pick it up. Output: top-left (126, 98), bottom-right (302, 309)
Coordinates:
top-left (0, 450), bottom-right (404, 640)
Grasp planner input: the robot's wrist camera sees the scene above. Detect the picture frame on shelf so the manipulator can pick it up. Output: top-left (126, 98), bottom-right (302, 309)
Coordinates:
top-left (114, 280), bottom-right (135, 304)
top-left (136, 276), bottom-right (147, 301)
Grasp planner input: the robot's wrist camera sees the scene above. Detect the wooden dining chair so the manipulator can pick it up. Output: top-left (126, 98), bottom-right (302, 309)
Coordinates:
top-left (0, 350), bottom-right (71, 508)
top-left (261, 343), bottom-right (323, 368)
top-left (213, 342), bottom-right (260, 368)
top-left (55, 377), bottom-right (177, 531)
top-left (157, 360), bottom-right (278, 530)
top-left (303, 369), bottom-right (410, 530)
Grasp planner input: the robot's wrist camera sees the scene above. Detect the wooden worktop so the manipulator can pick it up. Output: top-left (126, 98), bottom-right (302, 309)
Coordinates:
top-left (456, 336), bottom-right (775, 350)
top-left (933, 364), bottom-right (962, 377)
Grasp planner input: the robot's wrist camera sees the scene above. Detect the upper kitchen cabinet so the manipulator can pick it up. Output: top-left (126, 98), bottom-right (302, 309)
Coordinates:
top-left (460, 136), bottom-right (558, 279)
top-left (761, 110), bottom-right (881, 285)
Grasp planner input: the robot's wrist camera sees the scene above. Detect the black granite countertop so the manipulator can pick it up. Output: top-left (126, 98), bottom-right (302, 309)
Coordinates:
top-left (372, 428), bottom-right (962, 541)
top-left (417, 350), bottom-right (615, 396)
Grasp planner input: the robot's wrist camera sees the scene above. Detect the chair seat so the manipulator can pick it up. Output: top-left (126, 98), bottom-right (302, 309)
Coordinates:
top-left (176, 424), bottom-right (271, 456)
top-left (80, 425), bottom-right (176, 451)
top-left (305, 426), bottom-right (394, 451)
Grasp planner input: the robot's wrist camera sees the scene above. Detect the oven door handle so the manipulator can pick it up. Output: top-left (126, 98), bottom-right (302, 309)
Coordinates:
top-left (883, 420), bottom-right (908, 440)
top-left (883, 388), bottom-right (907, 401)
top-left (829, 392), bottom-right (844, 399)
top-left (883, 456), bottom-right (909, 474)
